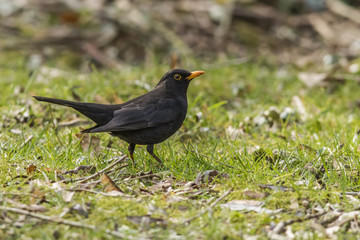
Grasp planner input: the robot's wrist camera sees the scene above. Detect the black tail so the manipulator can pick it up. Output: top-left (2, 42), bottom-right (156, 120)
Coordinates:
top-left (33, 96), bottom-right (120, 126)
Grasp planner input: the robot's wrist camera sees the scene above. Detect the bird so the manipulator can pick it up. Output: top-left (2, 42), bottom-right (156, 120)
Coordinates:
top-left (33, 69), bottom-right (205, 165)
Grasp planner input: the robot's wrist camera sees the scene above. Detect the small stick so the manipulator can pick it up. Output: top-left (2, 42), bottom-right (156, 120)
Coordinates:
top-left (56, 156), bottom-right (127, 184)
top-left (76, 156), bottom-right (127, 183)
top-left (271, 212), bottom-right (326, 234)
top-left (66, 188), bottom-right (133, 198)
top-left (0, 192), bottom-right (37, 197)
top-left (120, 170), bottom-right (171, 182)
top-left (345, 192), bottom-right (360, 196)
top-left (182, 188), bottom-right (233, 224)
top-left (0, 206), bottom-right (126, 238)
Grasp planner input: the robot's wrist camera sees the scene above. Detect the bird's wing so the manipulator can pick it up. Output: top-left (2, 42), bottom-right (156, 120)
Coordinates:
top-left (88, 98), bottom-right (183, 133)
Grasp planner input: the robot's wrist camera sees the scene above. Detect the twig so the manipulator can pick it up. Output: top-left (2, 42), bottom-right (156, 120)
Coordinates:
top-left (0, 206), bottom-right (126, 238)
top-left (64, 165), bottom-right (96, 175)
top-left (106, 162), bottom-right (134, 176)
top-left (182, 188), bottom-right (233, 224)
top-left (66, 188), bottom-right (133, 198)
top-left (271, 212), bottom-right (326, 234)
top-left (345, 192), bottom-right (360, 196)
top-left (76, 156), bottom-right (128, 183)
top-left (56, 156), bottom-right (127, 184)
top-left (120, 171), bottom-right (171, 182)
top-left (0, 192), bottom-right (37, 197)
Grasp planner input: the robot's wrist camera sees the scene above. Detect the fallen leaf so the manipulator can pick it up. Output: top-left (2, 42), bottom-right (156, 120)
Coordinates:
top-left (101, 174), bottom-right (123, 193)
top-left (221, 200), bottom-right (281, 214)
top-left (26, 164), bottom-right (37, 176)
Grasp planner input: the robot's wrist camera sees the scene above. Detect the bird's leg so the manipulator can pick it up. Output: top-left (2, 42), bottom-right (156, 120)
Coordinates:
top-left (146, 144), bottom-right (163, 165)
top-left (128, 143), bottom-right (136, 165)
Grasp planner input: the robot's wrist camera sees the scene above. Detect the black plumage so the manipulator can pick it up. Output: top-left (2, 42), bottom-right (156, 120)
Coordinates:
top-left (34, 69), bottom-right (204, 165)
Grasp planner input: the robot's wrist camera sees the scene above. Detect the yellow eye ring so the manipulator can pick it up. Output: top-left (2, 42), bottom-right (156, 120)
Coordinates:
top-left (174, 74), bottom-right (181, 80)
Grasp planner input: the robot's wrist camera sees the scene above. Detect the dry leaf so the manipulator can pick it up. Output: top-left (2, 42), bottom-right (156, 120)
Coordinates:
top-left (221, 200), bottom-right (281, 214)
top-left (26, 164), bottom-right (37, 176)
top-left (101, 173), bottom-right (123, 192)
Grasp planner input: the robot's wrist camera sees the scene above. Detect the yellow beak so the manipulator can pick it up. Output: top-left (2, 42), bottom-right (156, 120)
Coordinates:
top-left (186, 71), bottom-right (205, 81)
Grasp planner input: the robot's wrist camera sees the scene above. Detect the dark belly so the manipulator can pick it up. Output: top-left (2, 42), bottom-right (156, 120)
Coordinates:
top-left (110, 121), bottom-right (183, 145)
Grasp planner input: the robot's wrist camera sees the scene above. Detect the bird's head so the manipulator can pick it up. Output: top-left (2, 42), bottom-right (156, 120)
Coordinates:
top-left (155, 69), bottom-right (205, 95)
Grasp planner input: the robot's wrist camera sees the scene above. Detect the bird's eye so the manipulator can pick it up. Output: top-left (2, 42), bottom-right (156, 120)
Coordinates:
top-left (174, 74), bottom-right (181, 80)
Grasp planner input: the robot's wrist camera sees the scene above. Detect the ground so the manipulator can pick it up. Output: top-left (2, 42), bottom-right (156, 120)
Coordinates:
top-left (1, 53), bottom-right (360, 239)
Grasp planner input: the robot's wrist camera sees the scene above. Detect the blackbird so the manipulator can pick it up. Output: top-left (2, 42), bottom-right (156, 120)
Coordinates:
top-left (34, 69), bottom-right (205, 165)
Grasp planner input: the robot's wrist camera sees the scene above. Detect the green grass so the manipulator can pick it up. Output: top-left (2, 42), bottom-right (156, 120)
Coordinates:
top-left (1, 53), bottom-right (360, 239)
